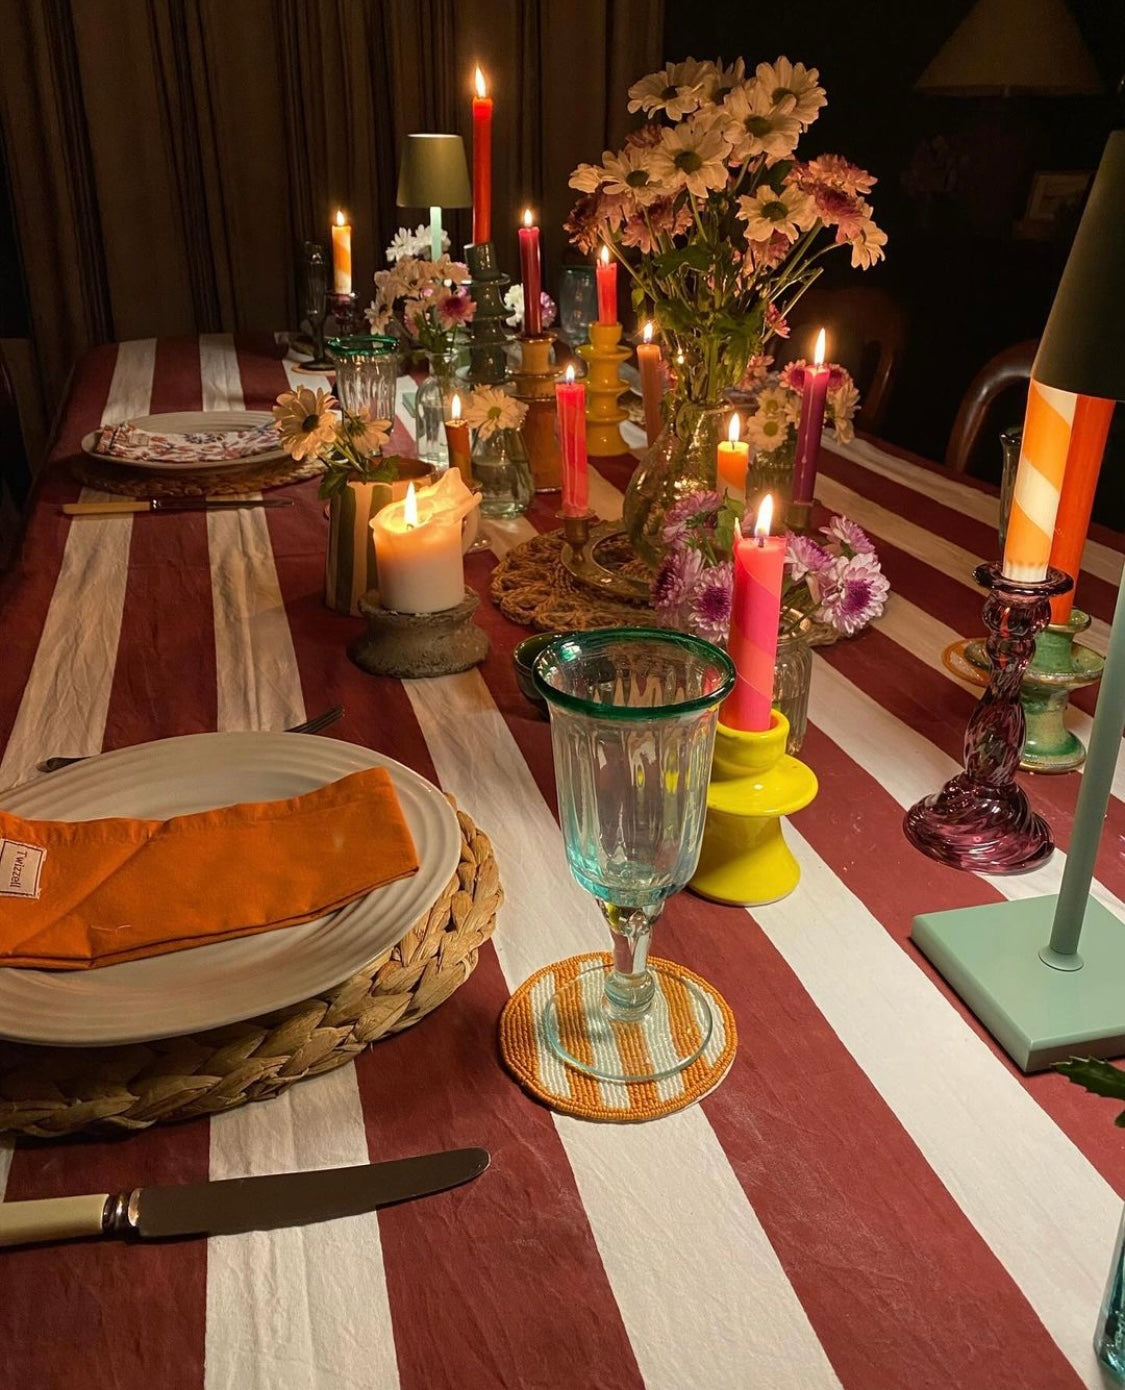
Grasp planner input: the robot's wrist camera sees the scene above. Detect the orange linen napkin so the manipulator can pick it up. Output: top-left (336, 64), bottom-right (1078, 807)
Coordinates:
top-left (0, 766), bottom-right (419, 970)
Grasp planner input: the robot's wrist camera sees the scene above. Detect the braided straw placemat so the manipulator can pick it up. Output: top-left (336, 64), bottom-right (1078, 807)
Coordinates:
top-left (0, 801), bottom-right (500, 1139)
top-left (490, 530), bottom-right (652, 632)
top-left (499, 952), bottom-right (736, 1123)
top-left (72, 453), bottom-right (325, 499)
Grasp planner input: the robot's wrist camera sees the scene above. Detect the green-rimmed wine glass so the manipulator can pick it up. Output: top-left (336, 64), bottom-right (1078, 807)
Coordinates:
top-left (532, 627), bottom-right (735, 1084)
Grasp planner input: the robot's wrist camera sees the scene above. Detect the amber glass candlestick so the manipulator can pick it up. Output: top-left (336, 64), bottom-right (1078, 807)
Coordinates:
top-left (576, 324), bottom-right (629, 456)
top-left (514, 334), bottom-right (562, 491)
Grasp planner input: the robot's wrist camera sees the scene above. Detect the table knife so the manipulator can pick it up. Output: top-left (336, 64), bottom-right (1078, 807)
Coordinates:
top-left (0, 1147), bottom-right (489, 1248)
top-left (61, 498), bottom-right (294, 516)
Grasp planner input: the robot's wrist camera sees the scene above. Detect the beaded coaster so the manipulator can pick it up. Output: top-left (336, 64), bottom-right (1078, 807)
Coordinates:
top-left (499, 952), bottom-right (737, 1122)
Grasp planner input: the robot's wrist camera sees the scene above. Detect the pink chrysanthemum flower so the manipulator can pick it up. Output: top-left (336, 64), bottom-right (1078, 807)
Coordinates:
top-left (821, 515), bottom-right (875, 556)
top-left (785, 533), bottom-right (833, 582)
top-left (652, 547), bottom-right (705, 611)
top-left (688, 561), bottom-right (734, 642)
top-left (816, 553), bottom-right (889, 635)
top-left (436, 291), bottom-right (475, 329)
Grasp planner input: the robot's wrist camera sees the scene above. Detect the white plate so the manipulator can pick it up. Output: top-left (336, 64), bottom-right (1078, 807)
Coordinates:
top-left (0, 733), bottom-right (460, 1046)
top-left (81, 411), bottom-right (287, 474)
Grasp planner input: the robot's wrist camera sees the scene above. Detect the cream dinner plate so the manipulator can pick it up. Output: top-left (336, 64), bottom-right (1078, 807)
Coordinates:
top-left (0, 733), bottom-right (460, 1046)
top-left (80, 410), bottom-right (286, 473)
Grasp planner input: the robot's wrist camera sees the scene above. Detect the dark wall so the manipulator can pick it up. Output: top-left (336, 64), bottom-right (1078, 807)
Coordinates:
top-left (663, 1), bottom-right (1125, 486)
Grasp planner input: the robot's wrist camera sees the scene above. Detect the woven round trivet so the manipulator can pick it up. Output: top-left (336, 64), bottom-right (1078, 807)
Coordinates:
top-left (490, 530), bottom-right (652, 632)
top-left (499, 952), bottom-right (736, 1122)
top-left (0, 801), bottom-right (501, 1138)
top-left (72, 452), bottom-right (325, 499)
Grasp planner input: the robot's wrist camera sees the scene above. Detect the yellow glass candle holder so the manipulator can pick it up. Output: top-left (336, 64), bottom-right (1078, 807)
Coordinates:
top-left (576, 323), bottom-right (629, 457)
top-left (690, 711), bottom-right (817, 906)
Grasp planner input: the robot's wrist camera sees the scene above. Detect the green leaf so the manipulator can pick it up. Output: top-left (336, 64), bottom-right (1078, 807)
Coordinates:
top-left (1054, 1057), bottom-right (1125, 1125)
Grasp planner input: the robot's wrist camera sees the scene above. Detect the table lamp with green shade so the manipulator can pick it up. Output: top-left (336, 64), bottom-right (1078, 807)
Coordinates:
top-left (396, 134), bottom-right (472, 263)
top-left (911, 129), bottom-right (1125, 1072)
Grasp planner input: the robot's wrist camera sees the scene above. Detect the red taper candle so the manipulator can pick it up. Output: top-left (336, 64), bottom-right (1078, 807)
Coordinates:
top-left (722, 495), bottom-right (786, 732)
top-left (518, 208), bottom-right (542, 336)
top-left (791, 328), bottom-right (830, 505)
top-left (596, 243), bottom-right (617, 325)
top-left (471, 66), bottom-right (492, 245)
top-left (555, 364), bottom-right (588, 516)
top-left (637, 321), bottom-right (664, 446)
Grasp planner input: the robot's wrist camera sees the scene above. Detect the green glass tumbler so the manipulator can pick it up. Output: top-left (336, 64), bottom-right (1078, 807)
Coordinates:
top-left (533, 628), bottom-right (735, 1083)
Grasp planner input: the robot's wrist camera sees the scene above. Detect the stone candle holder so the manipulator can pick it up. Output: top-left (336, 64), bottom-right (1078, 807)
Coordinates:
top-left (576, 323), bottom-right (629, 456)
top-left (514, 333), bottom-right (562, 492)
top-left (349, 589), bottom-right (488, 679)
top-left (689, 711), bottom-right (817, 906)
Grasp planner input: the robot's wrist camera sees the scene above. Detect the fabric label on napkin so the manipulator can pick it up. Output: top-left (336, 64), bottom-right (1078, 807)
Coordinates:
top-left (0, 839), bottom-right (44, 899)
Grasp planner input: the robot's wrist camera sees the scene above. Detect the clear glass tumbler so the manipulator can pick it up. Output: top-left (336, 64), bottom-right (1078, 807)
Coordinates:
top-left (998, 426), bottom-right (1022, 550)
top-left (533, 628), bottom-right (736, 1083)
top-left (558, 266), bottom-right (598, 348)
top-left (328, 335), bottom-right (401, 426)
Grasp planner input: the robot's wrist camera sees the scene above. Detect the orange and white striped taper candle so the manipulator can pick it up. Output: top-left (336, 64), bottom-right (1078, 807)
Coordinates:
top-left (1048, 395), bottom-right (1115, 623)
top-left (1001, 378), bottom-right (1077, 583)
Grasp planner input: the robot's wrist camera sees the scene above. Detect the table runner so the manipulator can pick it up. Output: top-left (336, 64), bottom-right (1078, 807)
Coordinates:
top-left (1, 333), bottom-right (1124, 1390)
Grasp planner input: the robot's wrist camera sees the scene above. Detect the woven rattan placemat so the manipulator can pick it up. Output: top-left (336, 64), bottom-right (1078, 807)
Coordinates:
top-left (490, 530), bottom-right (652, 632)
top-left (0, 801), bottom-right (500, 1138)
top-left (499, 952), bottom-right (737, 1122)
top-left (73, 452), bottom-right (324, 498)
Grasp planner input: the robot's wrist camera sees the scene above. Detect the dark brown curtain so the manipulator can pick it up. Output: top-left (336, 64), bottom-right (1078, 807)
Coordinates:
top-left (0, 0), bottom-right (663, 440)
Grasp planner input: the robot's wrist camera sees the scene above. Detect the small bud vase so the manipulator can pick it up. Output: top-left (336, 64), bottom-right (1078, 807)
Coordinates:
top-left (622, 401), bottom-right (726, 567)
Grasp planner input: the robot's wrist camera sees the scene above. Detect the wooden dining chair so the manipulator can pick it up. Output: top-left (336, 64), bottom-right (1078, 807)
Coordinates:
top-left (779, 285), bottom-right (906, 434)
top-left (945, 339), bottom-right (1037, 475)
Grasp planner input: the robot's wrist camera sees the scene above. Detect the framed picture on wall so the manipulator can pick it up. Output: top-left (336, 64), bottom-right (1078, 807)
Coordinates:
top-left (1025, 171), bottom-right (1093, 224)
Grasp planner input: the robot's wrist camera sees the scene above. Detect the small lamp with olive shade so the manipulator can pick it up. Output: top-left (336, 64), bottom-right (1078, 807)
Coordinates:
top-left (396, 134), bottom-right (472, 263)
top-left (911, 130), bottom-right (1125, 1072)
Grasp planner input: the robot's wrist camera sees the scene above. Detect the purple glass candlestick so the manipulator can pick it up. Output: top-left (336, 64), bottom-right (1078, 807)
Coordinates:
top-left (904, 562), bottom-right (1071, 873)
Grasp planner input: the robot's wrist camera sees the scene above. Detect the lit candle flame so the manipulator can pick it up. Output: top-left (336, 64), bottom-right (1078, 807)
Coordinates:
top-left (474, 66), bottom-right (487, 99)
top-left (451, 393), bottom-right (462, 422)
top-left (335, 209), bottom-right (346, 227)
top-left (754, 494), bottom-right (774, 540)
top-left (814, 327), bottom-right (826, 366)
top-left (564, 364), bottom-right (576, 384)
top-left (675, 351), bottom-right (684, 365)
top-left (403, 482), bottom-right (419, 529)
top-left (523, 207), bottom-right (534, 228)
top-left (599, 243), bottom-right (610, 266)
top-left (728, 413), bottom-right (741, 445)
top-left (643, 321), bottom-right (653, 344)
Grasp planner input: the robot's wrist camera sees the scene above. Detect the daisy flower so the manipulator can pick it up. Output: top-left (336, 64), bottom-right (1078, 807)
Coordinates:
top-left (650, 112), bottom-right (730, 199)
top-left (828, 380), bottom-right (861, 442)
top-left (272, 387), bottom-right (338, 461)
top-left (626, 61), bottom-right (709, 120)
top-left (821, 516), bottom-right (874, 556)
top-left (503, 285), bottom-right (557, 330)
top-left (816, 553), bottom-right (889, 635)
top-left (340, 408), bottom-right (392, 458)
top-left (840, 218), bottom-right (888, 270)
top-left (600, 147), bottom-right (665, 205)
top-left (688, 561), bottom-right (734, 641)
top-left (743, 385), bottom-right (798, 454)
top-left (754, 58), bottom-right (826, 128)
top-left (385, 227), bottom-right (417, 264)
top-left (569, 161), bottom-right (606, 193)
top-left (736, 184), bottom-right (815, 242)
top-left (652, 546), bottom-right (705, 612)
top-left (701, 57), bottom-right (746, 103)
top-left (722, 81), bottom-right (801, 164)
top-left (462, 386), bottom-right (528, 441)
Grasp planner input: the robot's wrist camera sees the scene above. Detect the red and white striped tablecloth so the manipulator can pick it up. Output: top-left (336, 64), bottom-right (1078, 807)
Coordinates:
top-left (1, 333), bottom-right (1124, 1390)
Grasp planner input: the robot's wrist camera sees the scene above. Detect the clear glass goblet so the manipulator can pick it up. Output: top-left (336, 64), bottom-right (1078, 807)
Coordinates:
top-left (300, 242), bottom-right (333, 369)
top-left (533, 628), bottom-right (735, 1083)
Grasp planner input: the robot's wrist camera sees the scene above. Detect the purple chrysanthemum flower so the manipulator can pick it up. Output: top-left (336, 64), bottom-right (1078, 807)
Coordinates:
top-left (816, 553), bottom-right (889, 635)
top-left (651, 547), bottom-right (704, 611)
top-left (662, 490), bottom-right (724, 545)
top-left (821, 515), bottom-right (875, 557)
top-left (785, 533), bottom-right (832, 582)
top-left (688, 561), bottom-right (733, 642)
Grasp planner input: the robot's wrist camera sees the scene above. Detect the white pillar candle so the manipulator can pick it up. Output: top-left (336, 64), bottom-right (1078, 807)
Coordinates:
top-left (370, 471), bottom-right (480, 614)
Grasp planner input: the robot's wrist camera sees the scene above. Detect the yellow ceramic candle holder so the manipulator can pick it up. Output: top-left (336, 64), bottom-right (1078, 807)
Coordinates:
top-left (576, 322), bottom-right (629, 457)
top-left (514, 334), bottom-right (562, 492)
top-left (690, 711), bottom-right (817, 906)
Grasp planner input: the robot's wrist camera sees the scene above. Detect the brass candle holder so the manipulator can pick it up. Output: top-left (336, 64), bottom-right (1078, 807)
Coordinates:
top-left (514, 333), bottom-right (562, 492)
top-left (557, 508), bottom-right (595, 563)
top-left (576, 323), bottom-right (629, 456)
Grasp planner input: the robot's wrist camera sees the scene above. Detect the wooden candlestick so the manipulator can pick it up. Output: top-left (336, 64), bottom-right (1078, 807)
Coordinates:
top-left (513, 334), bottom-right (562, 492)
top-left (576, 323), bottom-right (629, 457)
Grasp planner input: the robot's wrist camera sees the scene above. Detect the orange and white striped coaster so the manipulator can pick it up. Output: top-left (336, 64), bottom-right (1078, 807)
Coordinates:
top-left (499, 953), bottom-right (737, 1122)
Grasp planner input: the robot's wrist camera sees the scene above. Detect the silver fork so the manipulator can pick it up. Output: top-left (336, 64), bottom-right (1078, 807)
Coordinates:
top-left (36, 705), bottom-right (345, 774)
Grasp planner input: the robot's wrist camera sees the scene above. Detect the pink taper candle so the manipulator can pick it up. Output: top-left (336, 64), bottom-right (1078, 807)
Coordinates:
top-left (596, 243), bottom-right (617, 325)
top-left (637, 321), bottom-right (664, 446)
top-left (722, 495), bottom-right (786, 732)
top-left (792, 328), bottom-right (830, 505)
top-left (555, 364), bottom-right (588, 516)
top-left (471, 67), bottom-right (492, 245)
top-left (518, 207), bottom-right (542, 336)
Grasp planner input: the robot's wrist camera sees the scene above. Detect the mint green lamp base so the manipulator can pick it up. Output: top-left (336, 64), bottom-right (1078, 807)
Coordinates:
top-left (912, 894), bottom-right (1125, 1072)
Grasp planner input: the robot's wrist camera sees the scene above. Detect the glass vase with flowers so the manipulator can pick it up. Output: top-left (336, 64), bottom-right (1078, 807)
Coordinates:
top-left (565, 55), bottom-right (885, 564)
